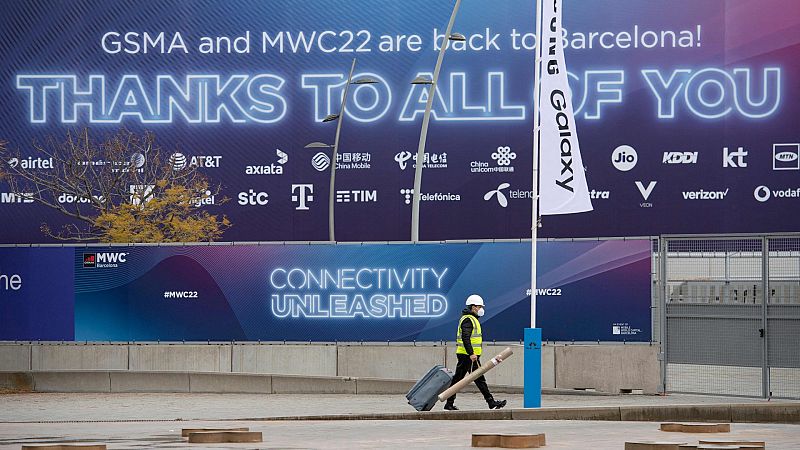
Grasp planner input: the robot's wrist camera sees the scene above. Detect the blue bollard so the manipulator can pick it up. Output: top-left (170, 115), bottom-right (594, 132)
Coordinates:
top-left (523, 328), bottom-right (541, 408)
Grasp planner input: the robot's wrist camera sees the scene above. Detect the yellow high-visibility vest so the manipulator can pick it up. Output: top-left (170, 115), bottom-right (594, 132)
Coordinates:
top-left (455, 314), bottom-right (482, 356)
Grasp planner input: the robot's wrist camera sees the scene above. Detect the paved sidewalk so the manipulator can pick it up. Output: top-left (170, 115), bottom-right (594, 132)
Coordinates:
top-left (0, 392), bottom-right (783, 422)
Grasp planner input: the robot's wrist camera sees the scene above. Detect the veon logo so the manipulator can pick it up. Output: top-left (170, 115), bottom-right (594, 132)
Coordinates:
top-left (471, 146), bottom-right (515, 173)
top-left (238, 189), bottom-right (269, 205)
top-left (663, 152), bottom-right (698, 164)
top-left (773, 144), bottom-right (800, 171)
top-left (682, 188), bottom-right (730, 200)
top-left (312, 152), bottom-right (330, 171)
top-left (0, 271), bottom-right (22, 291)
top-left (246, 149), bottom-right (287, 175)
top-left (83, 252), bottom-right (128, 268)
top-left (394, 151), bottom-right (447, 170)
top-left (336, 190), bottom-right (377, 203)
top-left (612, 145), bottom-right (638, 171)
top-left (0, 192), bottom-right (34, 204)
top-left (635, 181), bottom-right (656, 208)
top-left (723, 146), bottom-right (747, 168)
top-left (7, 157), bottom-right (53, 170)
top-left (753, 185), bottom-right (800, 203)
top-left (291, 184), bottom-right (314, 210)
top-left (400, 188), bottom-right (460, 205)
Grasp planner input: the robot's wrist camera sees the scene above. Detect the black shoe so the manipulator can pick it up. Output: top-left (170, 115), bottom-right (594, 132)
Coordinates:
top-left (443, 403), bottom-right (459, 411)
top-left (488, 399), bottom-right (507, 409)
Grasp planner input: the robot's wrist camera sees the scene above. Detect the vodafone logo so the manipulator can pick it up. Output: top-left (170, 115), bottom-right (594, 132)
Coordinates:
top-left (754, 186), bottom-right (771, 202)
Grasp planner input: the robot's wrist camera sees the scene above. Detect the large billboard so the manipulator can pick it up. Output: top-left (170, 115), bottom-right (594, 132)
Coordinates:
top-left (1, 240), bottom-right (652, 342)
top-left (0, 0), bottom-right (798, 243)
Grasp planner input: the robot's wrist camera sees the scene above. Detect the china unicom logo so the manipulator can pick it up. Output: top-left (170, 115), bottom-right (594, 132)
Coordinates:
top-left (492, 146), bottom-right (516, 166)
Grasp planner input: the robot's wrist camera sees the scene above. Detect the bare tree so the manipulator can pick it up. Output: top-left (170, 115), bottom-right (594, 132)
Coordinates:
top-left (0, 129), bottom-right (230, 242)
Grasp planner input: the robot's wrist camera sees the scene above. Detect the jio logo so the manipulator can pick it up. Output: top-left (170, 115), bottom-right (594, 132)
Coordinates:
top-left (612, 145), bottom-right (638, 172)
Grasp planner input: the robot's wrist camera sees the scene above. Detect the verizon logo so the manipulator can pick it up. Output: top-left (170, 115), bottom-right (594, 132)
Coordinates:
top-left (682, 189), bottom-right (730, 200)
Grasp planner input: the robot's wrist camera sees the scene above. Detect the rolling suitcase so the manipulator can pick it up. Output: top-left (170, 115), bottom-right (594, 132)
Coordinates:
top-left (406, 365), bottom-right (454, 411)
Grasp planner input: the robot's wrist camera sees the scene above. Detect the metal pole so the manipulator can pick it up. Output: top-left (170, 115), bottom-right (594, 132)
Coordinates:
top-left (659, 236), bottom-right (668, 394)
top-left (410, 0), bottom-right (462, 242)
top-left (530, 0), bottom-right (544, 328)
top-left (329, 58), bottom-right (357, 242)
top-left (761, 236), bottom-right (770, 398)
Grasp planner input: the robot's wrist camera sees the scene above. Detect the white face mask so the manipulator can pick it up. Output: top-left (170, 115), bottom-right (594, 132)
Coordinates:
top-left (476, 308), bottom-right (485, 317)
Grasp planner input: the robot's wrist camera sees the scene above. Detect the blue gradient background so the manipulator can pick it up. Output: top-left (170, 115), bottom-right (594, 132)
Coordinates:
top-left (69, 241), bottom-right (652, 342)
top-left (1, 0), bottom-right (797, 243)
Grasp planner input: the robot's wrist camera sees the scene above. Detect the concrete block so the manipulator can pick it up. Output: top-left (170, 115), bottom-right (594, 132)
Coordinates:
top-left (660, 423), bottom-right (730, 433)
top-left (338, 345), bottom-right (446, 380)
top-left (0, 344), bottom-right (31, 371)
top-left (0, 372), bottom-right (33, 391)
top-left (233, 344), bottom-right (336, 376)
top-left (129, 345), bottom-right (230, 372)
top-left (189, 373), bottom-right (271, 394)
top-left (34, 371), bottom-right (110, 392)
top-left (512, 406), bottom-right (621, 421)
top-left (554, 344), bottom-right (660, 394)
top-left (271, 375), bottom-right (356, 394)
top-left (32, 345), bottom-right (127, 371)
top-left (110, 372), bottom-right (189, 392)
top-left (729, 402), bottom-right (800, 424)
top-left (499, 433), bottom-right (545, 448)
top-left (472, 433), bottom-right (501, 447)
top-left (355, 377), bottom-right (416, 394)
top-left (181, 427), bottom-right (248, 437)
top-left (22, 445), bottom-right (107, 450)
top-left (187, 431), bottom-right (262, 443)
top-left (620, 405), bottom-right (731, 423)
top-left (625, 443), bottom-right (687, 450)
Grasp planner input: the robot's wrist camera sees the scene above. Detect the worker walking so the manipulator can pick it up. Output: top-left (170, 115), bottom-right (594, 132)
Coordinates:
top-left (444, 294), bottom-right (507, 410)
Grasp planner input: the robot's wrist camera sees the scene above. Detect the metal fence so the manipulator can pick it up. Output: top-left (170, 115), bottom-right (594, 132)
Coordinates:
top-left (658, 234), bottom-right (800, 399)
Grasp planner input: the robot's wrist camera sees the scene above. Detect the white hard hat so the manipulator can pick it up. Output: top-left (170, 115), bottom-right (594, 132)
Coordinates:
top-left (465, 294), bottom-right (484, 306)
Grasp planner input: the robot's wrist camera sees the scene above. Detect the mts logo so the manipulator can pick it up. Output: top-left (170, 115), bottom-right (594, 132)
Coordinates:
top-left (83, 252), bottom-right (128, 268)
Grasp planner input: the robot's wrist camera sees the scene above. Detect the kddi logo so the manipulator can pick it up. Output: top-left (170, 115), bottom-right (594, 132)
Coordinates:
top-left (8, 157), bottom-right (54, 170)
top-left (754, 185), bottom-right (800, 203)
top-left (663, 152), bottom-right (698, 164)
top-left (245, 149), bottom-right (288, 175)
top-left (83, 252), bottom-right (128, 268)
top-left (169, 153), bottom-right (222, 170)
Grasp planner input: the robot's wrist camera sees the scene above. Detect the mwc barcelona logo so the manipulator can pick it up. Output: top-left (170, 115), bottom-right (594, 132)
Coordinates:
top-left (83, 252), bottom-right (128, 268)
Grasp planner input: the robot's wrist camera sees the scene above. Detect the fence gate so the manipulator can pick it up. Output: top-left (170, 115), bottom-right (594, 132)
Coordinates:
top-left (661, 235), bottom-right (800, 398)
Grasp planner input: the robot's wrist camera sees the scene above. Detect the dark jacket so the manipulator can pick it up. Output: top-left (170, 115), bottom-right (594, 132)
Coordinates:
top-left (459, 307), bottom-right (480, 355)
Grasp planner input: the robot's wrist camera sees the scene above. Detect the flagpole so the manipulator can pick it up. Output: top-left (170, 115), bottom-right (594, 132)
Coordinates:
top-left (531, 0), bottom-right (544, 329)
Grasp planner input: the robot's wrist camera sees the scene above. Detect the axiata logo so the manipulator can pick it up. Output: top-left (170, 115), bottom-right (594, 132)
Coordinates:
top-left (292, 184), bottom-right (314, 210)
top-left (238, 189), bottom-right (269, 205)
top-left (753, 185), bottom-right (800, 203)
top-left (612, 145), bottom-right (637, 171)
top-left (83, 252), bottom-right (128, 268)
top-left (0, 270), bottom-right (22, 291)
top-left (663, 152), bottom-right (697, 164)
top-left (723, 146), bottom-right (747, 168)
top-left (682, 188), bottom-right (729, 200)
top-left (773, 144), bottom-right (800, 171)
top-left (246, 149), bottom-right (287, 175)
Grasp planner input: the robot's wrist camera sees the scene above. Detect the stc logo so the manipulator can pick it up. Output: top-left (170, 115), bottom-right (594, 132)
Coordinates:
top-left (723, 146), bottom-right (747, 168)
top-left (238, 189), bottom-right (269, 205)
top-left (612, 145), bottom-right (637, 171)
top-left (292, 184), bottom-right (314, 210)
top-left (663, 152), bottom-right (697, 164)
top-left (0, 270), bottom-right (22, 291)
top-left (754, 185), bottom-right (800, 203)
top-left (83, 252), bottom-right (128, 268)
top-left (773, 144), bottom-right (800, 171)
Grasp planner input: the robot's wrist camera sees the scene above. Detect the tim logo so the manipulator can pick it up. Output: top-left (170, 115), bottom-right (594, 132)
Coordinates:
top-left (83, 252), bottom-right (128, 268)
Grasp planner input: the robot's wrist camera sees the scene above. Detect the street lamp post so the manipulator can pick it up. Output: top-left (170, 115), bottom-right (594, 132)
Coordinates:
top-left (410, 0), bottom-right (464, 242)
top-left (305, 58), bottom-right (377, 242)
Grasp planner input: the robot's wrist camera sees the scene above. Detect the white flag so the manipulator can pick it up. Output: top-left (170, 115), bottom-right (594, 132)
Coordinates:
top-left (537, 0), bottom-right (592, 215)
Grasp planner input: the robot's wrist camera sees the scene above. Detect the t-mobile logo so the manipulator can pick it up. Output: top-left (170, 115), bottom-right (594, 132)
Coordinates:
top-left (291, 184), bottom-right (314, 210)
top-left (723, 146), bottom-right (748, 168)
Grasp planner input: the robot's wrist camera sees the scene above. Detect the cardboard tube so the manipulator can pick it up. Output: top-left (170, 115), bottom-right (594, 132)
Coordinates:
top-left (438, 347), bottom-right (513, 402)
